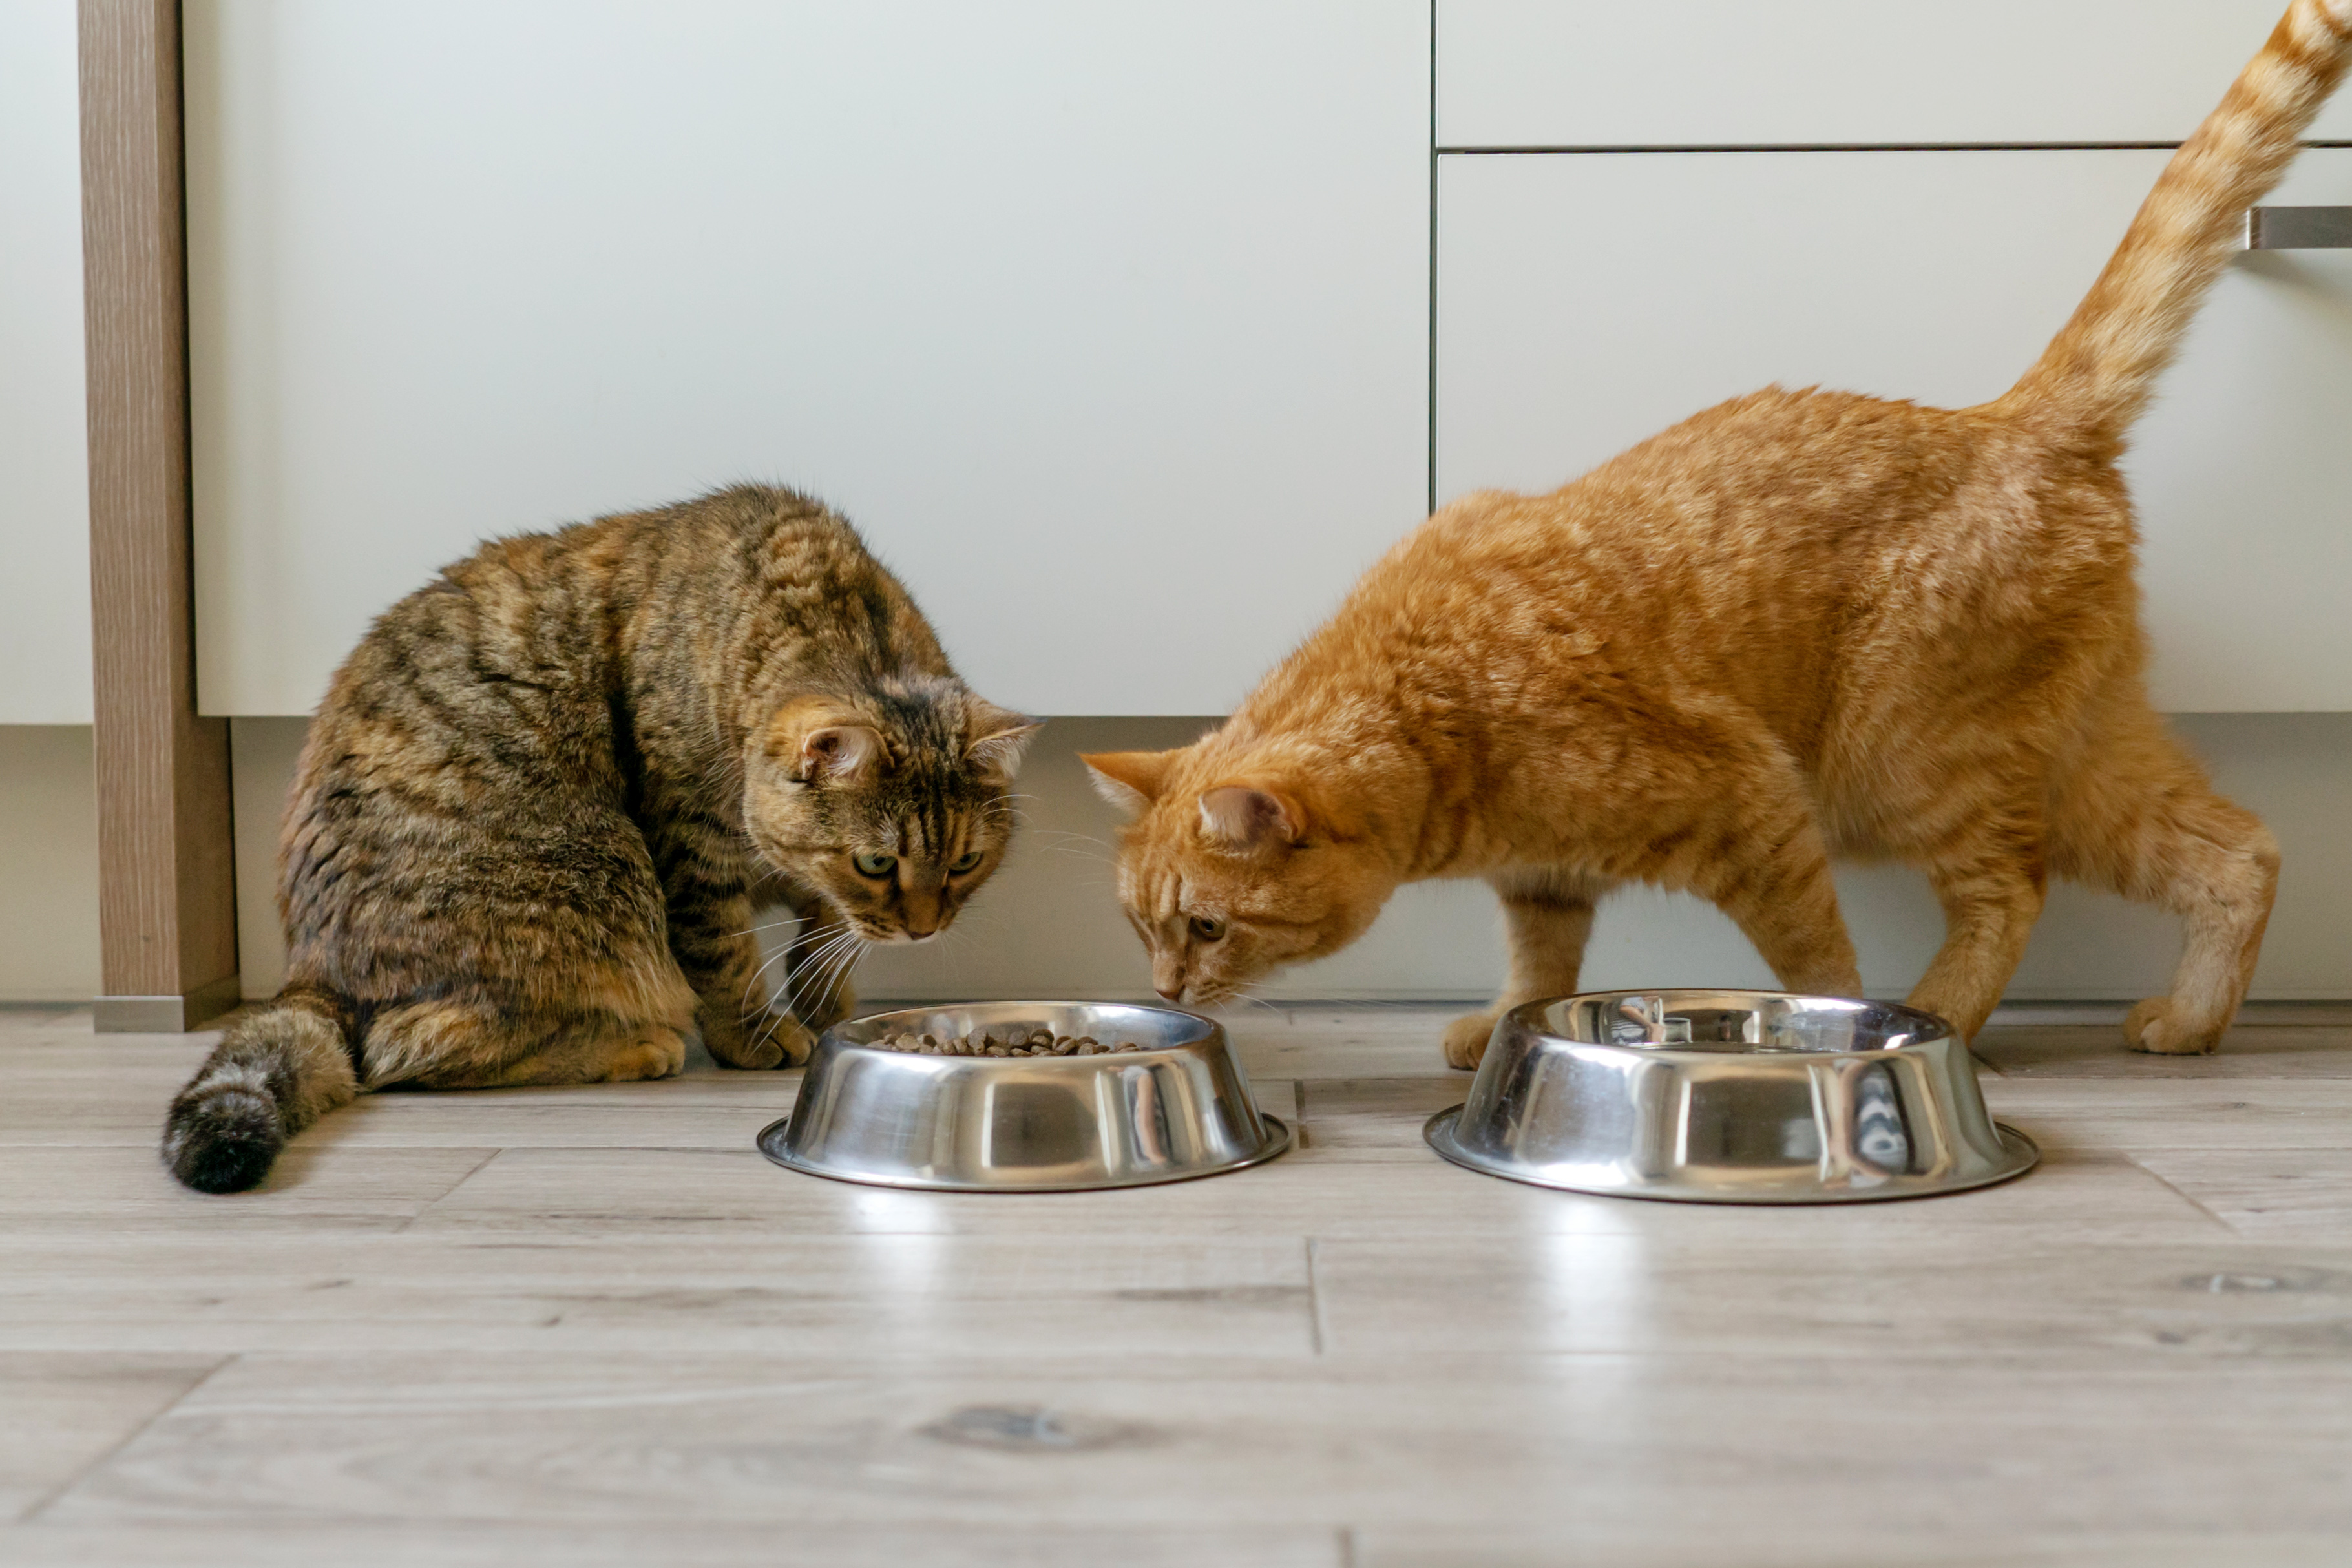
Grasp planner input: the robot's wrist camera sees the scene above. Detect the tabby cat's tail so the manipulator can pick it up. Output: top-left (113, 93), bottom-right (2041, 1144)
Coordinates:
top-left (2003, 0), bottom-right (2352, 437)
top-left (162, 981), bottom-right (363, 1193)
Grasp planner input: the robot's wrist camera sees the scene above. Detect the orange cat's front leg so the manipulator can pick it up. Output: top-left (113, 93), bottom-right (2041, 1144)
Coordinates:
top-left (1686, 829), bottom-right (1861, 1001)
top-left (1638, 746), bottom-right (1862, 1001)
top-left (1579, 708), bottom-right (1862, 1002)
top-left (1444, 869), bottom-right (1611, 1070)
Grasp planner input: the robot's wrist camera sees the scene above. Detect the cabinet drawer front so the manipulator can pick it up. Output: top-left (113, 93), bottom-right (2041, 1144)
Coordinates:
top-left (187, 0), bottom-right (1428, 717)
top-left (1440, 0), bottom-right (2352, 148)
top-left (1436, 149), bottom-right (2352, 711)
top-left (0, 0), bottom-right (92, 724)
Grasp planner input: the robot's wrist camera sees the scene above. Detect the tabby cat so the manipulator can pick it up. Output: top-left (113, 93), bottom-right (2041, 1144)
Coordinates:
top-left (164, 485), bottom-right (1033, 1192)
top-left (1087, 0), bottom-right (2348, 1065)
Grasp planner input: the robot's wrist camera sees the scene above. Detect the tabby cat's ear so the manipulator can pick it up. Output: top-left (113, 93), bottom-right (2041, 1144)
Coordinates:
top-left (1084, 750), bottom-right (1177, 816)
top-left (794, 724), bottom-right (885, 786)
top-left (963, 700), bottom-right (1041, 786)
top-left (1197, 784), bottom-right (1306, 852)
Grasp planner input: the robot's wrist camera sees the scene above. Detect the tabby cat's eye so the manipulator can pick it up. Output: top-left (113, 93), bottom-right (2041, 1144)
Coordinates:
top-left (852, 851), bottom-right (898, 877)
top-left (949, 849), bottom-right (985, 874)
top-left (1190, 915), bottom-right (1226, 943)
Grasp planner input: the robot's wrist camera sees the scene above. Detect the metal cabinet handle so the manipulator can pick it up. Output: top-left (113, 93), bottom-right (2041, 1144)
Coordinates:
top-left (2242, 206), bottom-right (2352, 249)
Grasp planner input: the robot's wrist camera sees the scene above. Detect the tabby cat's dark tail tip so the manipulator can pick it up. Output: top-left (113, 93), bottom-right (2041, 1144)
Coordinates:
top-left (160, 985), bottom-right (364, 1193)
top-left (162, 1086), bottom-right (286, 1193)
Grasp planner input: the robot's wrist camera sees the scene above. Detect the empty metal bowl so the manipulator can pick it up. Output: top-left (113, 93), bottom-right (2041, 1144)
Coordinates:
top-left (1425, 990), bottom-right (2037, 1203)
top-left (757, 1001), bottom-right (1290, 1192)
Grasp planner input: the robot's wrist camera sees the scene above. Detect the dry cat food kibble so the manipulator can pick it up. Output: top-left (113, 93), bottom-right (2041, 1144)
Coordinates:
top-left (866, 1027), bottom-right (1150, 1058)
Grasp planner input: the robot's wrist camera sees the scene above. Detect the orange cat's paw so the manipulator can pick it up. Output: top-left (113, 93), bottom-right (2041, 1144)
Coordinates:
top-left (2124, 998), bottom-right (2223, 1056)
top-left (1442, 1010), bottom-right (1500, 1071)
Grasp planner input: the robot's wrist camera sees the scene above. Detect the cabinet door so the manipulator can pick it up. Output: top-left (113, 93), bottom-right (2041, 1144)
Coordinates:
top-left (1436, 149), bottom-right (2352, 711)
top-left (0, 0), bottom-right (92, 725)
top-left (189, 0), bottom-right (1429, 716)
top-left (1440, 0), bottom-right (2352, 147)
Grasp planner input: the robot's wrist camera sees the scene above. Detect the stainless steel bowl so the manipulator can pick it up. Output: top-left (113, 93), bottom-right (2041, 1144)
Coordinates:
top-left (757, 1001), bottom-right (1290, 1192)
top-left (1425, 990), bottom-right (2037, 1203)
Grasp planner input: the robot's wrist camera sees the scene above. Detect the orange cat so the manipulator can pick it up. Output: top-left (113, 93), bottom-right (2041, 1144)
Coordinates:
top-left (1087, 0), bottom-right (2349, 1065)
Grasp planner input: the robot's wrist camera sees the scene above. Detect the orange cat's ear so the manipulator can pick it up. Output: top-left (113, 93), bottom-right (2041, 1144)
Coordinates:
top-left (1197, 785), bottom-right (1306, 852)
top-left (795, 724), bottom-right (884, 785)
top-left (1084, 750), bottom-right (1177, 816)
top-left (963, 699), bottom-right (1040, 785)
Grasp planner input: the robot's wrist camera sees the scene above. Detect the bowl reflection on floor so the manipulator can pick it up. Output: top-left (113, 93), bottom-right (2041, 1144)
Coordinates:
top-left (1425, 990), bottom-right (2038, 1204)
top-left (757, 1001), bottom-right (1290, 1192)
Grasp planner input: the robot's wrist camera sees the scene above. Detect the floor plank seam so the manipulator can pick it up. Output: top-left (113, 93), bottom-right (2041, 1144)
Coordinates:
top-left (392, 1148), bottom-right (507, 1233)
top-left (2119, 1150), bottom-right (2253, 1235)
top-left (1306, 1237), bottom-right (1328, 1357)
top-left (16, 1354), bottom-right (235, 1525)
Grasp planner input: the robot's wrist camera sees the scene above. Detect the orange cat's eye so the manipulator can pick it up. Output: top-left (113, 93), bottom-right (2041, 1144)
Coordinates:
top-left (1189, 916), bottom-right (1226, 943)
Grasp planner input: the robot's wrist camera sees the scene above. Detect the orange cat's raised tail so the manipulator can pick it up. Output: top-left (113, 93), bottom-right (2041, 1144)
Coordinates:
top-left (1089, 0), bottom-right (2352, 1063)
top-left (2008, 0), bottom-right (2352, 438)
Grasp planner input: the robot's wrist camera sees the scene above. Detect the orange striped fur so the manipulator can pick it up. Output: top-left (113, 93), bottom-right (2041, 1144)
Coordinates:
top-left (1089, 0), bottom-right (2352, 1064)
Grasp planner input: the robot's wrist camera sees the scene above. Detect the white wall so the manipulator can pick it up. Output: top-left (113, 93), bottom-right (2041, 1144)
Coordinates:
top-left (0, 728), bottom-right (101, 1003)
top-left (1435, 148), bottom-right (2352, 712)
top-left (0, 0), bottom-right (95, 724)
top-left (231, 713), bottom-right (2352, 1007)
top-left (1436, 0), bottom-right (2352, 146)
top-left (185, 0), bottom-right (1429, 719)
top-left (16, 0), bottom-right (2352, 1014)
top-left (0, 3), bottom-right (102, 1004)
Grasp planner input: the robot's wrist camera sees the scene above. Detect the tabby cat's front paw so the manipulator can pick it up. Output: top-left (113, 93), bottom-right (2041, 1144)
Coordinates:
top-left (708, 1014), bottom-right (817, 1070)
top-left (1442, 1009), bottom-right (1501, 1071)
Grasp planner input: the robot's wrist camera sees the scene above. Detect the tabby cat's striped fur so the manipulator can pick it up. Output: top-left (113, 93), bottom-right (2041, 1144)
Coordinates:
top-left (164, 485), bottom-right (1032, 1193)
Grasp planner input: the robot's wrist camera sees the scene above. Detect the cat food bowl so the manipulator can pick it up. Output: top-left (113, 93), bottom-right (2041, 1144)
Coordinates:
top-left (757, 1001), bottom-right (1290, 1191)
top-left (1425, 990), bottom-right (2036, 1203)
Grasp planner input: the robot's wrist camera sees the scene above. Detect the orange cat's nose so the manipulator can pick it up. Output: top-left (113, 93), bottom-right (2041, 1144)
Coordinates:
top-left (1155, 983), bottom-right (1183, 1002)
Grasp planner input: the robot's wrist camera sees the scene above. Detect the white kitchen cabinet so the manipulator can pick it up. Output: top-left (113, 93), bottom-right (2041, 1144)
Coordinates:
top-left (185, 0), bottom-right (1429, 717)
top-left (0, 0), bottom-right (94, 725)
top-left (1436, 147), bottom-right (2352, 711)
top-left (1439, 0), bottom-right (2352, 148)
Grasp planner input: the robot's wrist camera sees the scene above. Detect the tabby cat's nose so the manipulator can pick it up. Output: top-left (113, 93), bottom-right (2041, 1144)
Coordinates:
top-left (1155, 983), bottom-right (1183, 1001)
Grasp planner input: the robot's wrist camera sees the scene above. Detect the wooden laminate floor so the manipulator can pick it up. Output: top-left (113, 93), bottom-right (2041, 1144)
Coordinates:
top-left (5, 1001), bottom-right (2351, 1566)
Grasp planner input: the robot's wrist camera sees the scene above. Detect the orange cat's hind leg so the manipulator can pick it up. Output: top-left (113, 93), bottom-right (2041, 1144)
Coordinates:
top-left (1444, 870), bottom-right (1610, 1070)
top-left (2049, 710), bottom-right (2279, 1056)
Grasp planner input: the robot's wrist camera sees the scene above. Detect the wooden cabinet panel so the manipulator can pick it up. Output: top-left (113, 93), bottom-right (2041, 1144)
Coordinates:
top-left (185, 0), bottom-right (1429, 717)
top-left (0, 0), bottom-right (94, 725)
top-left (1440, 0), bottom-right (2352, 148)
top-left (1435, 149), bottom-right (2352, 710)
